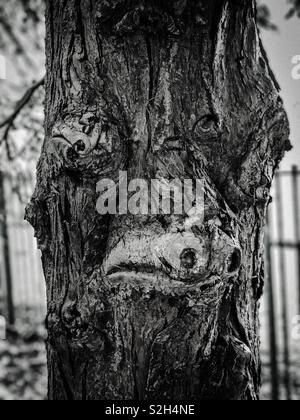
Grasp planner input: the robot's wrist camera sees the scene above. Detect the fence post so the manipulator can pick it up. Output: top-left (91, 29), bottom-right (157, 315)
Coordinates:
top-left (275, 173), bottom-right (292, 400)
top-left (266, 210), bottom-right (280, 400)
top-left (291, 165), bottom-right (300, 315)
top-left (0, 171), bottom-right (15, 326)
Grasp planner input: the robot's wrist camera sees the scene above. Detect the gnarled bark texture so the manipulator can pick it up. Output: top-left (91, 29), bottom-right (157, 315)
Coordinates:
top-left (26, 0), bottom-right (290, 400)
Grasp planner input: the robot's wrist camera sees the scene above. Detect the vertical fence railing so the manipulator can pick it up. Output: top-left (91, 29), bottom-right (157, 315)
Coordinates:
top-left (265, 211), bottom-right (279, 401)
top-left (0, 172), bottom-right (46, 327)
top-left (0, 171), bottom-right (15, 326)
top-left (275, 172), bottom-right (292, 400)
top-left (291, 166), bottom-right (300, 315)
top-left (266, 166), bottom-right (300, 400)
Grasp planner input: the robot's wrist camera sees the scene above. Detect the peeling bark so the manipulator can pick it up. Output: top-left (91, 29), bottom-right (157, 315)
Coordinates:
top-left (26, 0), bottom-right (290, 400)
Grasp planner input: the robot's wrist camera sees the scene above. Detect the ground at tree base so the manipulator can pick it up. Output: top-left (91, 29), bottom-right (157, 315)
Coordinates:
top-left (261, 347), bottom-right (300, 401)
top-left (0, 321), bottom-right (47, 401)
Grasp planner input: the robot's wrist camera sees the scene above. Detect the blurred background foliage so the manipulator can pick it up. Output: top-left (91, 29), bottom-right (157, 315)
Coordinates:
top-left (258, 0), bottom-right (300, 29)
top-left (0, 0), bottom-right (44, 202)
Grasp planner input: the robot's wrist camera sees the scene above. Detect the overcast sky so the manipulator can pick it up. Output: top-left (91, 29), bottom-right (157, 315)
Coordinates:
top-left (261, 0), bottom-right (300, 169)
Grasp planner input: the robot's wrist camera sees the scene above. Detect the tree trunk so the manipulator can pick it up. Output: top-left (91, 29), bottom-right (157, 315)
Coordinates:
top-left (26, 0), bottom-right (290, 400)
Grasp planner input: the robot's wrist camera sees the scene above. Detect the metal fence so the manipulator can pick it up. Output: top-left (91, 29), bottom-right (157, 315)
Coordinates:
top-left (0, 168), bottom-right (299, 400)
top-left (263, 166), bottom-right (300, 400)
top-left (0, 171), bottom-right (46, 326)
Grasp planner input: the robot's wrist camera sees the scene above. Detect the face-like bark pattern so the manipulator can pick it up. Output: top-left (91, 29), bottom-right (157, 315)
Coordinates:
top-left (27, 0), bottom-right (290, 400)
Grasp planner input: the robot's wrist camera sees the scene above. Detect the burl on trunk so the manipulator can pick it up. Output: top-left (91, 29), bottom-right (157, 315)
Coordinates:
top-left (26, 0), bottom-right (290, 400)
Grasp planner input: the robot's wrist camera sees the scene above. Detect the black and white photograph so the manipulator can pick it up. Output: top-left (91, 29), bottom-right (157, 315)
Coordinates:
top-left (0, 0), bottom-right (300, 404)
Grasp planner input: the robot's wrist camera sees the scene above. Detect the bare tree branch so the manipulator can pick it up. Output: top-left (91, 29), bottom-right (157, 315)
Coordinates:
top-left (0, 77), bottom-right (45, 131)
top-left (0, 17), bottom-right (37, 67)
top-left (0, 76), bottom-right (44, 160)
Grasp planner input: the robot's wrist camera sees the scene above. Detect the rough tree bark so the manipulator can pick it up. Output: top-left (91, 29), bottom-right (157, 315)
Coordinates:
top-left (26, 0), bottom-right (290, 400)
